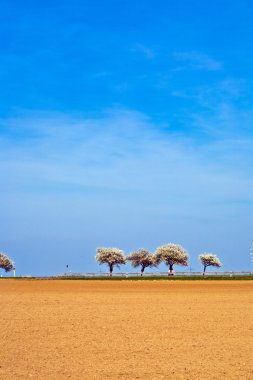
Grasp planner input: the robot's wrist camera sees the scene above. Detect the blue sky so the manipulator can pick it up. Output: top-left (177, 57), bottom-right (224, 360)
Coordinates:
top-left (1, 0), bottom-right (253, 275)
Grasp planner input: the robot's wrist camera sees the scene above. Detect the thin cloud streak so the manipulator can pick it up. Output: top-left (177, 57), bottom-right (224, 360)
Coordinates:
top-left (1, 108), bottom-right (252, 200)
top-left (130, 43), bottom-right (155, 59)
top-left (173, 51), bottom-right (222, 71)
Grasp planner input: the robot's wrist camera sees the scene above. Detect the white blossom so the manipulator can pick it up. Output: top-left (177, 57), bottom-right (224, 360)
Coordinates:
top-left (199, 253), bottom-right (222, 273)
top-left (127, 249), bottom-right (155, 275)
top-left (96, 247), bottom-right (126, 275)
top-left (154, 243), bottom-right (188, 274)
top-left (0, 252), bottom-right (15, 272)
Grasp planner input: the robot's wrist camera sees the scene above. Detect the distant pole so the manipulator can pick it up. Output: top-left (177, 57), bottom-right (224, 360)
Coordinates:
top-left (66, 264), bottom-right (71, 273)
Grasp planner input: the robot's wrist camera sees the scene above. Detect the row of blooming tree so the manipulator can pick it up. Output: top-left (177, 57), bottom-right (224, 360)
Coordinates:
top-left (0, 252), bottom-right (15, 274)
top-left (96, 244), bottom-right (222, 276)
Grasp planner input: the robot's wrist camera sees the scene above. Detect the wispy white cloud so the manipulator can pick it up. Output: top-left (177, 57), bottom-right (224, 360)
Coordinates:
top-left (173, 51), bottom-right (222, 71)
top-left (172, 78), bottom-right (245, 105)
top-left (1, 108), bottom-right (252, 202)
top-left (191, 103), bottom-right (253, 138)
top-left (130, 43), bottom-right (155, 59)
top-left (171, 76), bottom-right (253, 139)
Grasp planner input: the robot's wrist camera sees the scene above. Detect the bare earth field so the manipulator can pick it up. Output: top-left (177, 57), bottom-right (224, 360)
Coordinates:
top-left (0, 280), bottom-right (252, 379)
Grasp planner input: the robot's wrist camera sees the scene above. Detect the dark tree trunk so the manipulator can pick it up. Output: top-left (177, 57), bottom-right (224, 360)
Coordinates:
top-left (168, 264), bottom-right (174, 276)
top-left (141, 266), bottom-right (145, 276)
top-left (203, 265), bottom-right (207, 275)
top-left (109, 264), bottom-right (113, 277)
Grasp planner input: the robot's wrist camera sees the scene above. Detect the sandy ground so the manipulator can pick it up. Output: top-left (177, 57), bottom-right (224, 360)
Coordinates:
top-left (0, 280), bottom-right (252, 379)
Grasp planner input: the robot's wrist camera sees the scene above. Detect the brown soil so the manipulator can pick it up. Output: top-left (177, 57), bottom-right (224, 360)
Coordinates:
top-left (0, 280), bottom-right (252, 379)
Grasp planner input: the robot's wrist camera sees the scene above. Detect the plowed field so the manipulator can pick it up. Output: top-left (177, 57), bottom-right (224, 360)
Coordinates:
top-left (0, 280), bottom-right (252, 379)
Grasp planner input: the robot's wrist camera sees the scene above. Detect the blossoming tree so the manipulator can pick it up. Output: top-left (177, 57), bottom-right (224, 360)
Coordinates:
top-left (127, 248), bottom-right (155, 276)
top-left (154, 243), bottom-right (188, 275)
top-left (0, 252), bottom-right (15, 274)
top-left (96, 247), bottom-right (126, 276)
top-left (199, 253), bottom-right (222, 275)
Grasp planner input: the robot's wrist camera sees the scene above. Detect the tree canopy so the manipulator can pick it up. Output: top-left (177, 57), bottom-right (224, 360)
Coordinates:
top-left (0, 252), bottom-right (15, 273)
top-left (96, 247), bottom-right (126, 275)
top-left (128, 249), bottom-right (155, 275)
top-left (199, 253), bottom-right (222, 273)
top-left (154, 243), bottom-right (188, 274)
